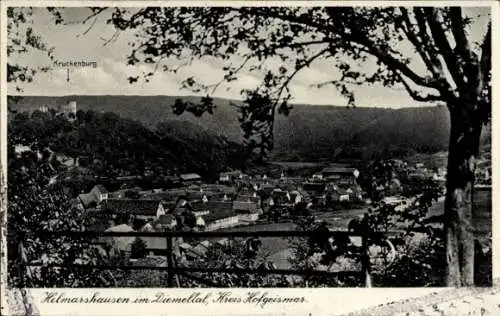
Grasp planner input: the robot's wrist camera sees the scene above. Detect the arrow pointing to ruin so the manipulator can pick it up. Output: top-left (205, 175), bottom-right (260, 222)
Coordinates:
top-left (66, 68), bottom-right (70, 82)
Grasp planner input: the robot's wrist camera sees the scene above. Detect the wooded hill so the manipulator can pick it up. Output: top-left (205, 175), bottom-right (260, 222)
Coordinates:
top-left (9, 95), bottom-right (490, 162)
top-left (8, 109), bottom-right (245, 184)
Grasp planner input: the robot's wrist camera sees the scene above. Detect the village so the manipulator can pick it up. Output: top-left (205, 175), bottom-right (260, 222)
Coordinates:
top-left (72, 157), bottom-right (492, 266)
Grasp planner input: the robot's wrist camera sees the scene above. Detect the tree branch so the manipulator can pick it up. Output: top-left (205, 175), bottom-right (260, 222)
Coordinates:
top-left (246, 8), bottom-right (440, 91)
top-left (395, 71), bottom-right (444, 102)
top-left (356, 36), bottom-right (437, 89)
top-left (280, 48), bottom-right (331, 103)
top-left (81, 8), bottom-right (108, 25)
top-left (449, 7), bottom-right (482, 92)
top-left (412, 8), bottom-right (451, 84)
top-left (423, 8), bottom-right (466, 92)
top-left (398, 8), bottom-right (443, 82)
top-left (449, 8), bottom-right (477, 65)
top-left (206, 55), bottom-right (253, 95)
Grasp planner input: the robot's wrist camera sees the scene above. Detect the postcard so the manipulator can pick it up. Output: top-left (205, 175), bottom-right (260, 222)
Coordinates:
top-left (1, 1), bottom-right (498, 315)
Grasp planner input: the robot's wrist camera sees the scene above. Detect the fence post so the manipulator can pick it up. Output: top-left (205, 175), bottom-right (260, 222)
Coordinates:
top-left (18, 235), bottom-right (26, 288)
top-left (166, 234), bottom-right (174, 287)
top-left (361, 213), bottom-right (372, 288)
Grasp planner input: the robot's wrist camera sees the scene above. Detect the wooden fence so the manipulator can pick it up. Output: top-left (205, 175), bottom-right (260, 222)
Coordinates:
top-left (14, 228), bottom-right (394, 288)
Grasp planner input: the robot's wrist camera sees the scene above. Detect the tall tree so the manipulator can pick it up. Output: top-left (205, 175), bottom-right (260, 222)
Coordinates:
top-left (87, 6), bottom-right (490, 286)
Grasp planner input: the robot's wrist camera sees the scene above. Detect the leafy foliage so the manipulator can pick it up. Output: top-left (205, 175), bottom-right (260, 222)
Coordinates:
top-left (283, 159), bottom-right (448, 287)
top-left (7, 136), bottom-right (113, 287)
top-left (356, 159), bottom-right (457, 286)
top-left (7, 7), bottom-right (54, 92)
top-left (287, 217), bottom-right (362, 287)
top-left (130, 238), bottom-right (148, 259)
top-left (181, 238), bottom-right (290, 287)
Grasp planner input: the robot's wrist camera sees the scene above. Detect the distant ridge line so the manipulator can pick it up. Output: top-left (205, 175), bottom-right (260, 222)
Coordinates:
top-left (8, 94), bottom-right (439, 110)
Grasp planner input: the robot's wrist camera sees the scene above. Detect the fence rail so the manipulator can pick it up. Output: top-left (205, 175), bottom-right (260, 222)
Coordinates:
top-left (15, 229), bottom-right (390, 238)
top-left (14, 227), bottom-right (400, 288)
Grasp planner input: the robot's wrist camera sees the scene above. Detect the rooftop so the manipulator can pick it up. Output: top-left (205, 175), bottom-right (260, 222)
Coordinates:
top-left (155, 214), bottom-right (177, 226)
top-left (202, 208), bottom-right (238, 223)
top-left (180, 173), bottom-right (202, 180)
top-left (103, 199), bottom-right (161, 216)
top-left (302, 182), bottom-right (327, 193)
top-left (321, 167), bottom-right (358, 174)
top-left (234, 195), bottom-right (260, 204)
top-left (233, 201), bottom-right (258, 213)
top-left (94, 184), bottom-right (108, 193)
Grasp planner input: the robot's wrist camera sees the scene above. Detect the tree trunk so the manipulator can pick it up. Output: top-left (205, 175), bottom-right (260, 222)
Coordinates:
top-left (444, 101), bottom-right (483, 286)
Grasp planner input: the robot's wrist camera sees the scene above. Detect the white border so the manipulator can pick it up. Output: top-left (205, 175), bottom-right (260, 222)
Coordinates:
top-left (0, 1), bottom-right (498, 315)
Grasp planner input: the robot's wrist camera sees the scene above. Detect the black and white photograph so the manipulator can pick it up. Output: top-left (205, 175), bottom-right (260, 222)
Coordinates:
top-left (1, 1), bottom-right (496, 314)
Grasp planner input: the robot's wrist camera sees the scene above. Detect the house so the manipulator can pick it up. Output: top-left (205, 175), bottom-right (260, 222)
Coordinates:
top-left (77, 193), bottom-right (98, 210)
top-left (408, 172), bottom-right (427, 181)
top-left (153, 214), bottom-right (178, 230)
top-left (185, 190), bottom-right (215, 202)
top-left (257, 184), bottom-right (274, 198)
top-left (206, 201), bottom-right (233, 213)
top-left (436, 166), bottom-right (447, 177)
top-left (302, 182), bottom-right (327, 196)
top-left (271, 189), bottom-right (291, 206)
top-left (337, 183), bottom-right (363, 201)
top-left (163, 175), bottom-right (182, 187)
top-left (285, 176), bottom-right (303, 183)
top-left (234, 194), bottom-right (261, 205)
top-left (179, 173), bottom-right (202, 185)
top-left (383, 196), bottom-right (409, 212)
top-left (103, 199), bottom-right (167, 221)
top-left (202, 212), bottom-right (239, 231)
top-left (321, 166), bottom-right (360, 183)
top-left (338, 189), bottom-right (350, 201)
top-left (195, 216), bottom-right (206, 228)
top-left (160, 201), bottom-right (177, 212)
top-left (390, 159), bottom-right (405, 168)
top-left (147, 189), bottom-right (188, 202)
top-left (202, 205), bottom-right (239, 231)
top-left (115, 175), bottom-right (142, 183)
top-left (108, 189), bottom-right (129, 199)
top-left (233, 201), bottom-right (259, 213)
top-left (77, 184), bottom-right (109, 209)
top-left (191, 203), bottom-right (211, 217)
top-left (233, 201), bottom-right (260, 223)
top-left (91, 185), bottom-right (109, 202)
top-left (219, 170), bottom-right (243, 183)
top-left (289, 189), bottom-right (310, 205)
top-left (192, 201), bottom-right (235, 218)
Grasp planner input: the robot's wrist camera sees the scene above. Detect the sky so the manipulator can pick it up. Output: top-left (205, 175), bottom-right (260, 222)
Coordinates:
top-left (7, 6), bottom-right (491, 108)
